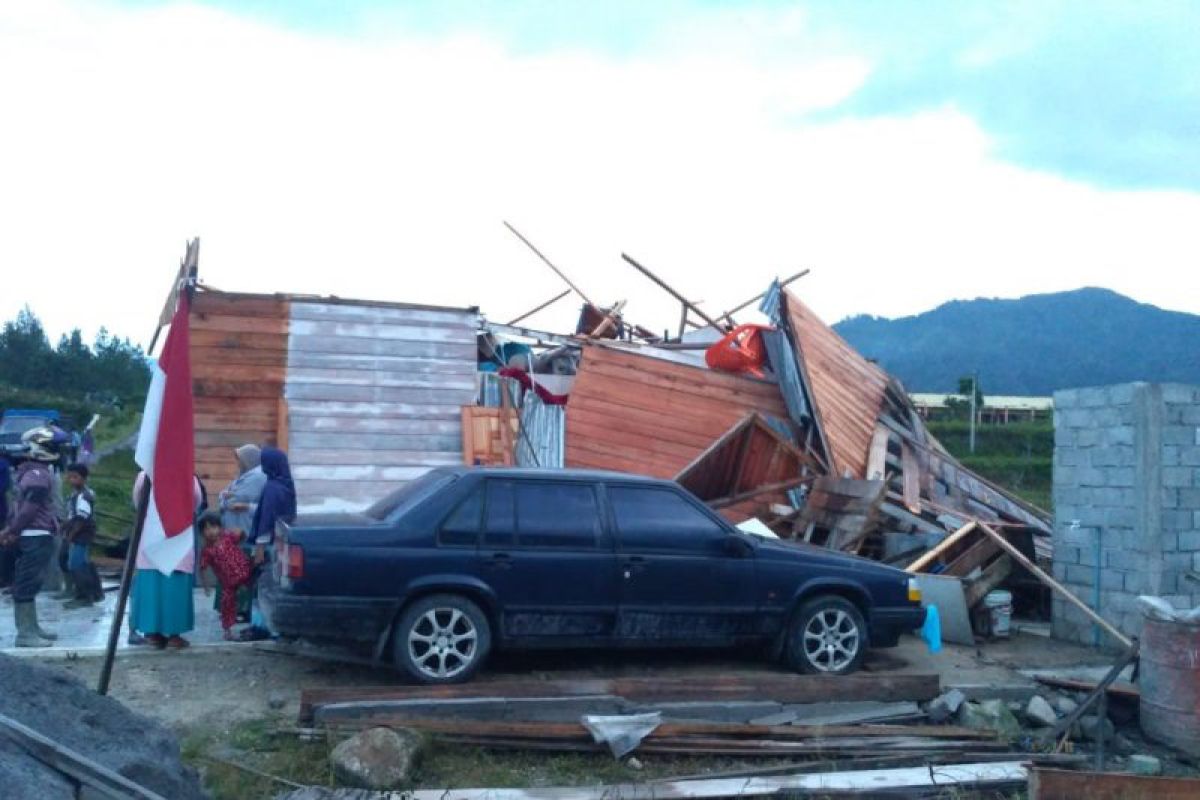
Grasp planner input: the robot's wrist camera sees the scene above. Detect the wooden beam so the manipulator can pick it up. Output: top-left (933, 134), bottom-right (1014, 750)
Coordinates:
top-left (587, 300), bottom-right (626, 338)
top-left (502, 221), bottom-right (595, 307)
top-left (621, 253), bottom-right (725, 330)
top-left (507, 289), bottom-right (571, 325)
top-left (719, 268), bottom-right (810, 323)
top-left (0, 713), bottom-right (168, 800)
top-left (866, 425), bottom-right (890, 480)
top-left (1029, 766), bottom-right (1200, 800)
top-left (977, 522), bottom-right (1133, 648)
top-left (709, 476), bottom-right (810, 511)
top-left (881, 501), bottom-right (948, 536)
top-left (906, 522), bottom-right (978, 573)
top-left (964, 555), bottom-right (1013, 607)
top-left (901, 441), bottom-right (920, 513)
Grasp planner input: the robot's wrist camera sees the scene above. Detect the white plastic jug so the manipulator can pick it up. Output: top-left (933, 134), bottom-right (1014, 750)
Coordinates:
top-left (983, 590), bottom-right (1013, 638)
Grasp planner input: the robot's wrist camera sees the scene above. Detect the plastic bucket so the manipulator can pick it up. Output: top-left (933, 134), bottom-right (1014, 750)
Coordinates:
top-left (983, 590), bottom-right (1012, 638)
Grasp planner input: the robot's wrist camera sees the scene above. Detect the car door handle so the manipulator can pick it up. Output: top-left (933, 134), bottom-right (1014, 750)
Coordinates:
top-left (487, 553), bottom-right (513, 570)
top-left (623, 556), bottom-right (647, 578)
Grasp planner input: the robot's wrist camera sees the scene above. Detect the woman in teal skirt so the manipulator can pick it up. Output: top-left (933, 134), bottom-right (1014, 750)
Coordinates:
top-left (129, 472), bottom-right (201, 649)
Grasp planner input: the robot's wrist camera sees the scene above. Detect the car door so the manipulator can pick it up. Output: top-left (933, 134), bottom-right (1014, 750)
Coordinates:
top-left (477, 479), bottom-right (619, 642)
top-left (608, 484), bottom-right (758, 644)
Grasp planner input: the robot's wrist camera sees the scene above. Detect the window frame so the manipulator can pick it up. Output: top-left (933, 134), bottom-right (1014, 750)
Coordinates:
top-left (604, 482), bottom-right (734, 556)
top-left (435, 482), bottom-right (485, 548)
top-left (509, 479), bottom-right (608, 551)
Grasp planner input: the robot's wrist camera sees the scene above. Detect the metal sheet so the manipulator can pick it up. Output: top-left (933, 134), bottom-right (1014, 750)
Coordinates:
top-left (916, 574), bottom-right (975, 645)
top-left (516, 396), bottom-right (564, 468)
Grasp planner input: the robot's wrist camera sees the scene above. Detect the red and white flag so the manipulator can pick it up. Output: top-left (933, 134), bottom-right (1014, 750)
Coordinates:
top-left (134, 292), bottom-right (196, 574)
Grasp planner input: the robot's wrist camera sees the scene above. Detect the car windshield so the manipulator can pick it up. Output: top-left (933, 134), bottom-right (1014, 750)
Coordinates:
top-left (363, 469), bottom-right (458, 522)
top-left (0, 416), bottom-right (47, 435)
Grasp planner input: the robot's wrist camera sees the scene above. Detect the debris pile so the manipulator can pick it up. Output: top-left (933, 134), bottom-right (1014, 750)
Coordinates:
top-left (0, 654), bottom-right (205, 799)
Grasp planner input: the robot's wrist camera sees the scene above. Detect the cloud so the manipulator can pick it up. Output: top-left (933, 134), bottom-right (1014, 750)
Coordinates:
top-left (0, 0), bottom-right (1197, 351)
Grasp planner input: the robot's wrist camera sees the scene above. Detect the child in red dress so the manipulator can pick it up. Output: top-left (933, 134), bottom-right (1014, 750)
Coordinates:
top-left (197, 512), bottom-right (253, 641)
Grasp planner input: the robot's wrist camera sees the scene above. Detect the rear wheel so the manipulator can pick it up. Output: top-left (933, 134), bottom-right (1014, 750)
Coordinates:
top-left (393, 594), bottom-right (491, 684)
top-left (786, 595), bottom-right (867, 675)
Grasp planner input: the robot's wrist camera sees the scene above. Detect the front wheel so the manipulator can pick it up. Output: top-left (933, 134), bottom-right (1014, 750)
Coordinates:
top-left (785, 595), bottom-right (867, 675)
top-left (393, 594), bottom-right (492, 684)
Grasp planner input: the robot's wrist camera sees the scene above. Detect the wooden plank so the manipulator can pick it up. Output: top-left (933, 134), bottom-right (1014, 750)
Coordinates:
top-left (866, 425), bottom-right (889, 480)
top-left (944, 536), bottom-right (1001, 578)
top-left (190, 313), bottom-right (289, 335)
top-left (964, 554), bottom-right (1012, 608)
top-left (288, 318), bottom-right (474, 343)
top-left (1028, 767), bottom-right (1200, 800)
top-left (977, 523), bottom-right (1133, 648)
top-left (1031, 676), bottom-right (1140, 701)
top-left (901, 441), bottom-right (920, 513)
top-left (881, 502), bottom-right (946, 536)
top-left (906, 522), bottom-right (977, 573)
top-left (0, 712), bottom-right (167, 800)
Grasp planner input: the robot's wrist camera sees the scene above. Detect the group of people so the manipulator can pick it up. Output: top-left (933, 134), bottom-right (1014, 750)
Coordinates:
top-left (0, 426), bottom-right (103, 647)
top-left (0, 432), bottom-right (297, 649)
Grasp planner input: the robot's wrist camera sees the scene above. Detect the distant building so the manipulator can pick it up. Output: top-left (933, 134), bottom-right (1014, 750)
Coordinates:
top-left (910, 393), bottom-right (1053, 424)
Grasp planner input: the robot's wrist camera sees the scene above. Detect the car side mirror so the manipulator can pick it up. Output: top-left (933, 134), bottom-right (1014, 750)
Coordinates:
top-left (724, 534), bottom-right (754, 558)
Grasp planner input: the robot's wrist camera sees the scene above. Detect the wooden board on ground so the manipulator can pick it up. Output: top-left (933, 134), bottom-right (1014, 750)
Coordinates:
top-left (1029, 767), bottom-right (1200, 800)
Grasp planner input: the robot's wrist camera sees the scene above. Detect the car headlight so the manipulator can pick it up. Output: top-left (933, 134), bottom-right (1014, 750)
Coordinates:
top-left (907, 577), bottom-right (922, 603)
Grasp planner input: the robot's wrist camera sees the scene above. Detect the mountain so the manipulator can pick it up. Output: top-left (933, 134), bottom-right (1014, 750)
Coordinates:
top-left (832, 288), bottom-right (1200, 395)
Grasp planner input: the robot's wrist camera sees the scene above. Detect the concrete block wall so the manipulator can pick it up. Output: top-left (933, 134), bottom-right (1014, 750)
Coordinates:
top-left (1052, 383), bottom-right (1200, 646)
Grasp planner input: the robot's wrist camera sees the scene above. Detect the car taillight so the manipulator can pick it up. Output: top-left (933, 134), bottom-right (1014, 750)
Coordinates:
top-left (907, 577), bottom-right (922, 603)
top-left (286, 544), bottom-right (304, 580)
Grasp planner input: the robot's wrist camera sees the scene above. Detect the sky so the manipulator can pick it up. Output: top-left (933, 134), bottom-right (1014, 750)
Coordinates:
top-left (1, 0), bottom-right (1198, 348)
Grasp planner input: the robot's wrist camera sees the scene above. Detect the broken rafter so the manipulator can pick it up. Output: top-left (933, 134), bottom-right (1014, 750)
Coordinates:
top-left (506, 289), bottom-right (571, 326)
top-left (709, 476), bottom-right (812, 511)
top-left (719, 267), bottom-right (810, 324)
top-left (503, 221), bottom-right (596, 307)
top-left (587, 300), bottom-right (626, 339)
top-left (621, 253), bottom-right (726, 331)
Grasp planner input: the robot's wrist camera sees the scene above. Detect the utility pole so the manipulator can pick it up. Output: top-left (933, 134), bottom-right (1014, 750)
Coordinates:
top-left (969, 371), bottom-right (978, 454)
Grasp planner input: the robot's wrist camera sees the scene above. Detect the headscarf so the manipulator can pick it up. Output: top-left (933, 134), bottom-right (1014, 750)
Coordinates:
top-left (235, 444), bottom-right (262, 475)
top-left (252, 447), bottom-right (297, 543)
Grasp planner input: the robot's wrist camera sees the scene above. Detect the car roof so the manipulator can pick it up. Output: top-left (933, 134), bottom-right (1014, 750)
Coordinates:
top-left (440, 466), bottom-right (672, 486)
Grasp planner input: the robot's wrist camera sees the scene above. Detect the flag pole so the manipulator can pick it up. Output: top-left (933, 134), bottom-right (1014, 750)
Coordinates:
top-left (97, 459), bottom-right (151, 694)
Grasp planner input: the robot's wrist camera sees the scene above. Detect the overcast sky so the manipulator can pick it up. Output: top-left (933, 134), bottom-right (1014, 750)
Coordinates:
top-left (2, 0), bottom-right (1197, 348)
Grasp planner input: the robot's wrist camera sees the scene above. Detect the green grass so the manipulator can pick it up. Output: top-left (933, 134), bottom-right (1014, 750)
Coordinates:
top-left (91, 408), bottom-right (141, 451)
top-left (927, 419), bottom-right (1054, 511)
top-left (88, 447), bottom-right (138, 541)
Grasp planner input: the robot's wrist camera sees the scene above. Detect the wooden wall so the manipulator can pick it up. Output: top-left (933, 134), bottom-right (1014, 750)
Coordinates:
top-left (565, 345), bottom-right (790, 480)
top-left (190, 291), bottom-right (289, 492)
top-left (284, 301), bottom-right (477, 512)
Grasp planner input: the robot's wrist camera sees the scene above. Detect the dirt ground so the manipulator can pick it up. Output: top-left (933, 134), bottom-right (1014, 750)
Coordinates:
top-left (47, 631), bottom-right (1115, 730)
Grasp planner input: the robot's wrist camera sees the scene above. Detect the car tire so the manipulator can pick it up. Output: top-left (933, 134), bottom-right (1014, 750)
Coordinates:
top-left (393, 594), bottom-right (491, 685)
top-left (785, 595), bottom-right (867, 675)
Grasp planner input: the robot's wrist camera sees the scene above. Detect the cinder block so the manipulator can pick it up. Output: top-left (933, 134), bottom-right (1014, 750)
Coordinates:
top-left (1164, 510), bottom-right (1194, 531)
top-left (1055, 448), bottom-right (1083, 467)
top-left (1076, 428), bottom-right (1103, 447)
top-left (1055, 466), bottom-right (1079, 487)
top-left (1163, 488), bottom-right (1180, 509)
top-left (1177, 488), bottom-right (1200, 509)
top-left (1105, 467), bottom-right (1136, 487)
top-left (1108, 384), bottom-right (1139, 405)
top-left (1179, 406), bottom-right (1200, 425)
top-left (1162, 385), bottom-right (1200, 404)
top-left (1055, 427), bottom-right (1076, 447)
top-left (1122, 571), bottom-right (1146, 594)
top-left (1162, 446), bottom-right (1181, 467)
top-left (1065, 564), bottom-right (1096, 586)
top-left (1104, 507), bottom-right (1137, 527)
top-left (1094, 407), bottom-right (1123, 426)
top-left (1106, 592), bottom-right (1141, 614)
top-left (1090, 447), bottom-right (1133, 467)
top-left (1054, 388), bottom-right (1082, 408)
top-left (1100, 571), bottom-right (1126, 591)
top-left (1177, 530), bottom-right (1200, 551)
top-left (1162, 467), bottom-right (1193, 488)
top-left (1078, 546), bottom-right (1100, 567)
top-left (1105, 426), bottom-right (1135, 446)
top-left (1052, 560), bottom-right (1068, 581)
top-left (1179, 446), bottom-right (1200, 466)
top-left (1106, 549), bottom-right (1143, 571)
top-left (1079, 467), bottom-right (1106, 486)
top-left (1053, 545), bottom-right (1081, 565)
top-left (1163, 427), bottom-right (1197, 445)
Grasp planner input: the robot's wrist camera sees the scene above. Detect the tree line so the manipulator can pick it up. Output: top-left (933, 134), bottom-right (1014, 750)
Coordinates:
top-left (0, 308), bottom-right (150, 411)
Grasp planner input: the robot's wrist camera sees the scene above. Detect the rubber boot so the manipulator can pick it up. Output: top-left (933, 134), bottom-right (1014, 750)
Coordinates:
top-left (14, 602), bottom-right (51, 648)
top-left (52, 574), bottom-right (76, 601)
top-left (89, 564), bottom-right (105, 602)
top-left (31, 601), bottom-right (58, 641)
top-left (64, 572), bottom-right (96, 610)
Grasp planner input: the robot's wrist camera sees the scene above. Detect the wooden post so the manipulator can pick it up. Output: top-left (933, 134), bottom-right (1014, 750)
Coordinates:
top-left (977, 522), bottom-right (1133, 649)
top-left (98, 477), bottom-right (150, 695)
top-left (502, 222), bottom-right (595, 307)
top-left (905, 522), bottom-right (978, 573)
top-left (621, 253), bottom-right (725, 330)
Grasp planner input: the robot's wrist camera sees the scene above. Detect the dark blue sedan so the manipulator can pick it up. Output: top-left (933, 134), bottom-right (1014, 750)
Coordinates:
top-left (261, 468), bottom-right (926, 684)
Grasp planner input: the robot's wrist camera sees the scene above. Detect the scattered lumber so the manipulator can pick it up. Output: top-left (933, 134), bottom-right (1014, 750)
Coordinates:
top-left (0, 712), bottom-right (167, 800)
top-left (398, 761), bottom-right (1029, 800)
top-left (298, 673), bottom-right (941, 724)
top-left (1029, 767), bottom-right (1200, 800)
top-left (1031, 676), bottom-right (1140, 702)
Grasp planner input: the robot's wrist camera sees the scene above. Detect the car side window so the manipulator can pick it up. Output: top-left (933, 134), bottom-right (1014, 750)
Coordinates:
top-left (438, 485), bottom-right (483, 547)
top-left (515, 482), bottom-right (602, 549)
top-left (608, 486), bottom-right (727, 554)
top-left (483, 480), bottom-right (516, 547)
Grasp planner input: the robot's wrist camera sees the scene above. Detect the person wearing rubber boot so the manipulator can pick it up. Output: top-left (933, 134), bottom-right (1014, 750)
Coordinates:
top-left (62, 463), bottom-right (102, 609)
top-left (0, 456), bottom-right (61, 647)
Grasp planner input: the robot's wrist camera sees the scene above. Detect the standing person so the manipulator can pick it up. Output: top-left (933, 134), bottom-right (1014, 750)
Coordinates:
top-left (196, 512), bottom-right (253, 641)
top-left (0, 455), bottom-right (61, 647)
top-left (240, 447), bottom-right (296, 641)
top-left (128, 470), bottom-right (204, 650)
top-left (217, 444), bottom-right (266, 623)
top-left (62, 463), bottom-right (103, 609)
top-left (0, 454), bottom-right (14, 590)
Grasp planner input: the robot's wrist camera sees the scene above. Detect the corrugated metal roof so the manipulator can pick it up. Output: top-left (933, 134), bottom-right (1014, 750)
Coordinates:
top-left (783, 289), bottom-right (888, 478)
top-left (564, 345), bottom-right (789, 480)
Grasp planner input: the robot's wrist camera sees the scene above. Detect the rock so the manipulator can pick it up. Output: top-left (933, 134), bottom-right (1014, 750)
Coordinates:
top-left (1111, 734), bottom-right (1137, 755)
top-left (626, 757), bottom-right (644, 771)
top-left (1129, 754), bottom-right (1162, 776)
top-left (1073, 714), bottom-right (1115, 743)
top-left (1024, 696), bottom-right (1058, 728)
top-left (0, 655), bottom-right (205, 800)
top-left (957, 700), bottom-right (1023, 739)
top-left (1054, 696), bottom-right (1079, 716)
top-left (331, 727), bottom-right (423, 791)
top-left (268, 691), bottom-right (287, 710)
top-left (927, 689), bottom-right (966, 724)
